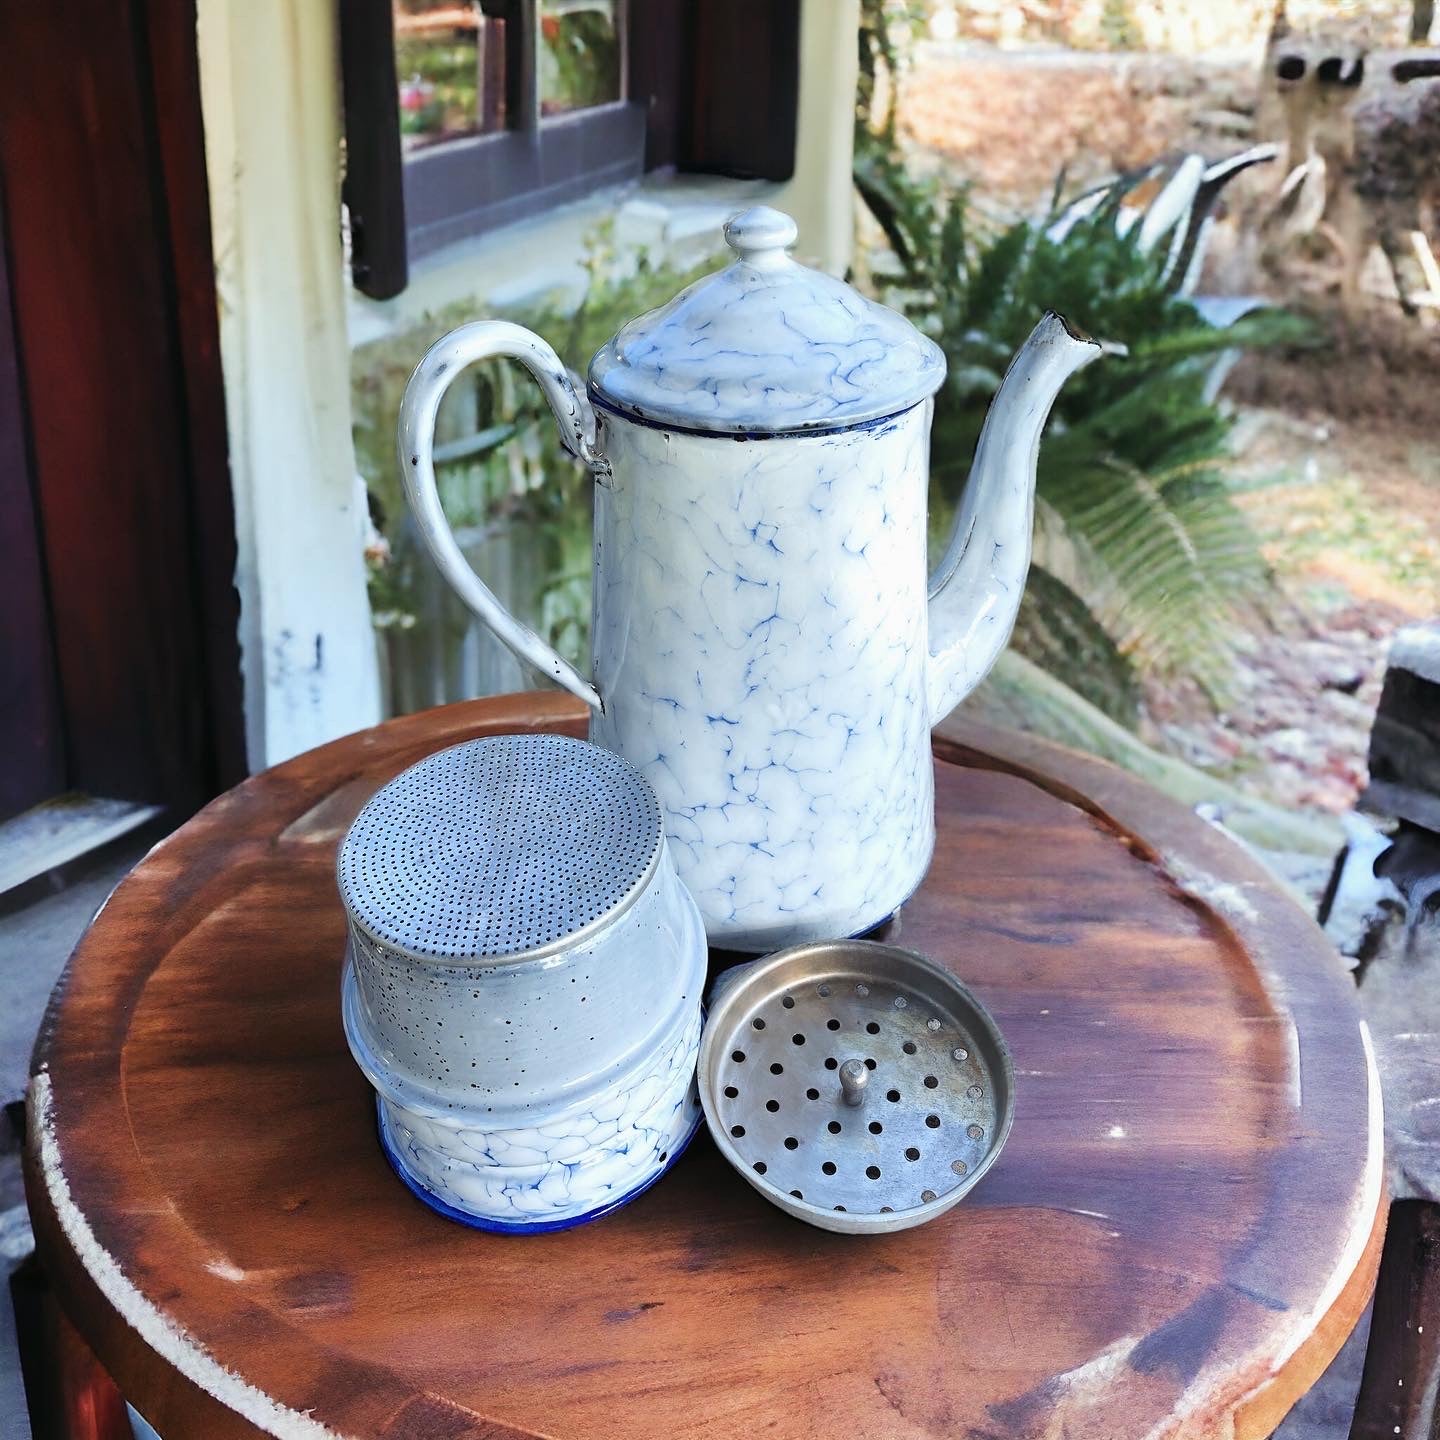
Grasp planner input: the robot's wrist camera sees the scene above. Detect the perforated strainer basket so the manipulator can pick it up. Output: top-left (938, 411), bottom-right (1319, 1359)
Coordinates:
top-left (338, 733), bottom-right (708, 1234)
top-left (698, 940), bottom-right (1014, 1234)
top-left (338, 732), bottom-right (665, 961)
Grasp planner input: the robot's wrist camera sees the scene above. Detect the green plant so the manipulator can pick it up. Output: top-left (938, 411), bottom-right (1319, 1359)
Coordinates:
top-left (855, 154), bottom-right (1310, 718)
top-left (539, 4), bottom-right (620, 114)
top-left (1099, 0), bottom-right (1143, 49)
top-left (396, 39), bottom-right (479, 138)
top-left (351, 229), bottom-right (712, 676)
top-left (856, 0), bottom-right (927, 148)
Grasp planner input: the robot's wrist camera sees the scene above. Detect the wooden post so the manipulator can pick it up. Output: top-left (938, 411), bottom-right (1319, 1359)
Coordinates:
top-left (1349, 1200), bottom-right (1440, 1439)
top-left (196, 0), bottom-right (384, 767)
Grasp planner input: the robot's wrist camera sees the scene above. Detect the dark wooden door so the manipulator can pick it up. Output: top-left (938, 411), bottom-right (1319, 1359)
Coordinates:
top-left (0, 0), bottom-right (245, 817)
top-left (685, 0), bottom-right (801, 180)
top-left (0, 186), bottom-right (64, 821)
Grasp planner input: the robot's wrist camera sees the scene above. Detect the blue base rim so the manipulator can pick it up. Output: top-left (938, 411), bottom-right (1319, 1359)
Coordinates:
top-left (375, 1097), bottom-right (704, 1235)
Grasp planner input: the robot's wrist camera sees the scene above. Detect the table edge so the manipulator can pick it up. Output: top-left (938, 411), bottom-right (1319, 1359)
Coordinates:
top-left (23, 695), bottom-right (1385, 1440)
top-left (935, 714), bottom-right (1385, 1438)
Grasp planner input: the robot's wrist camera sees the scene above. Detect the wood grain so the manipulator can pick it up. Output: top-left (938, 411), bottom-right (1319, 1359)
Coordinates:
top-left (1348, 1199), bottom-right (1440, 1439)
top-left (24, 695), bottom-right (1382, 1439)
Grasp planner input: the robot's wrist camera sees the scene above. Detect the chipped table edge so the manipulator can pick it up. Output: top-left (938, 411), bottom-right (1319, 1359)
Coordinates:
top-left (28, 1069), bottom-right (350, 1440)
top-left (934, 714), bottom-right (1386, 1439)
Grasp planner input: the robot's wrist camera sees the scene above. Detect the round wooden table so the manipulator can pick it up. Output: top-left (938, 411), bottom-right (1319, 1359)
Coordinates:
top-left (25, 694), bottom-right (1384, 1440)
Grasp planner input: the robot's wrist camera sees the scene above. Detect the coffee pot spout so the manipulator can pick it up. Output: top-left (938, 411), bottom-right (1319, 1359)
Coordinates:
top-left (925, 312), bottom-right (1107, 724)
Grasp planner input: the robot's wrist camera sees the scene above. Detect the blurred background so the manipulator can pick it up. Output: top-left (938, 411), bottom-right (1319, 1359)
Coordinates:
top-left (366, 0), bottom-right (1440, 931)
top-left (2, 0), bottom-right (1436, 870)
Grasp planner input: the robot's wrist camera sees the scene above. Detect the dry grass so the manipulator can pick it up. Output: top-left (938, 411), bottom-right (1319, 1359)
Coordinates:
top-left (900, 53), bottom-right (1190, 206)
top-left (1234, 423), bottom-right (1440, 617)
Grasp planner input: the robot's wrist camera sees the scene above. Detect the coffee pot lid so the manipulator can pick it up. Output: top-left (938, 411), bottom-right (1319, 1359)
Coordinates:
top-left (697, 940), bottom-right (1014, 1233)
top-left (587, 207), bottom-right (946, 436)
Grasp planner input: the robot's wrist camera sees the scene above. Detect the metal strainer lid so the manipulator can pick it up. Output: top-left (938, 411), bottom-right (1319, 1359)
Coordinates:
top-left (698, 940), bottom-right (1015, 1234)
top-left (337, 733), bottom-right (663, 963)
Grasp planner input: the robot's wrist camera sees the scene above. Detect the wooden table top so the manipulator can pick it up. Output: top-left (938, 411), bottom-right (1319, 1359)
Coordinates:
top-left (24, 693), bottom-right (1384, 1440)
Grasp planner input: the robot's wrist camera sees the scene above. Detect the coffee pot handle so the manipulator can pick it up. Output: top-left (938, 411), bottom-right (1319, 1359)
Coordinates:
top-left (396, 321), bottom-right (608, 713)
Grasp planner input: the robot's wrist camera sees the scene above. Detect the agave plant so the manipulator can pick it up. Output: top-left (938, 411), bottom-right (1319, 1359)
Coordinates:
top-left (855, 144), bottom-right (1309, 719)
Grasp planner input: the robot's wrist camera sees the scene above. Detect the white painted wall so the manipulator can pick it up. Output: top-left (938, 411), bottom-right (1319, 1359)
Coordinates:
top-left (197, 0), bottom-right (382, 771)
top-left (780, 0), bottom-right (860, 275)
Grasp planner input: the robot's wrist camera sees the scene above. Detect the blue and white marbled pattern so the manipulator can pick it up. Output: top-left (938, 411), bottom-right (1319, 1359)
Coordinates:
top-left (342, 834), bottom-right (708, 1230)
top-left (590, 403), bottom-right (936, 952)
top-left (589, 207), bottom-right (946, 435)
top-left (359, 980), bottom-right (702, 1230)
top-left (395, 202), bottom-right (1108, 954)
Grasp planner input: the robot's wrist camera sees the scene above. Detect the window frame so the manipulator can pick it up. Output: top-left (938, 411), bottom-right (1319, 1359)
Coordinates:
top-left (342, 0), bottom-right (799, 301)
top-left (404, 0), bottom-right (641, 259)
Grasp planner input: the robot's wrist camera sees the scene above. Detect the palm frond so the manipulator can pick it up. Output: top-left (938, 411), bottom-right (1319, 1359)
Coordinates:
top-left (1011, 565), bottom-right (1141, 725)
top-left (856, 163), bottom-right (1301, 700)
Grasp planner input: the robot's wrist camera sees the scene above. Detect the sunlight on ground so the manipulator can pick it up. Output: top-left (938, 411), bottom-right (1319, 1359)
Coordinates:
top-left (1234, 426), bottom-right (1440, 618)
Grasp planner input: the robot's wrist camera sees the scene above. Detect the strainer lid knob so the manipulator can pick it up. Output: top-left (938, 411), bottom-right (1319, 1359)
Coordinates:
top-left (839, 1058), bottom-right (869, 1107)
top-left (697, 940), bottom-right (1015, 1235)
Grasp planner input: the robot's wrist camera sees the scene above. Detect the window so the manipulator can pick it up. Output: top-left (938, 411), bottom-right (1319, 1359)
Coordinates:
top-left (398, 0), bottom-right (642, 263)
top-left (393, 1), bottom-right (626, 147)
top-left (342, 0), bottom-right (801, 299)
top-left (395, 4), bottom-right (510, 146)
top-left (539, 1), bottom-right (623, 117)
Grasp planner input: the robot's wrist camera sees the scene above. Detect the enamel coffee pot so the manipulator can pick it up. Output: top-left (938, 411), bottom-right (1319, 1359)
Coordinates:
top-left (398, 207), bottom-right (1101, 951)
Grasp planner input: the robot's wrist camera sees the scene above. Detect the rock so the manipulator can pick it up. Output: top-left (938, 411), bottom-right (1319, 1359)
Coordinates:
top-left (1266, 726), bottom-right (1322, 763)
top-left (1295, 638), bottom-right (1367, 693)
top-left (1321, 813), bottom-right (1402, 962)
top-left (1193, 107), bottom-right (1257, 138)
top-left (1363, 620), bottom-right (1440, 831)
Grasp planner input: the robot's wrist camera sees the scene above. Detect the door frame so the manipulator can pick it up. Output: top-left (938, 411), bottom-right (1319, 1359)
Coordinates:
top-left (0, 0), bottom-right (245, 816)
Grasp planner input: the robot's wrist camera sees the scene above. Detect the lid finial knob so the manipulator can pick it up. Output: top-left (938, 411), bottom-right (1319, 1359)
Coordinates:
top-left (723, 206), bottom-right (798, 269)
